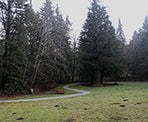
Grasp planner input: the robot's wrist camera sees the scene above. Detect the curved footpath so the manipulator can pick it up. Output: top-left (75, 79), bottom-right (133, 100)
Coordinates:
top-left (0, 83), bottom-right (90, 103)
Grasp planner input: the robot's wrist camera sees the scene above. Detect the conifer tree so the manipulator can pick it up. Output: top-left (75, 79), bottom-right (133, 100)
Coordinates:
top-left (0, 0), bottom-right (31, 95)
top-left (29, 0), bottom-right (71, 86)
top-left (0, 0), bottom-right (72, 95)
top-left (129, 16), bottom-right (148, 79)
top-left (116, 19), bottom-right (126, 47)
top-left (79, 0), bottom-right (118, 84)
top-left (116, 19), bottom-right (126, 79)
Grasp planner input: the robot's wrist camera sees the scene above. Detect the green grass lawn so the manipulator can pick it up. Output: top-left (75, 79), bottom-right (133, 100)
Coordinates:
top-left (0, 82), bottom-right (148, 122)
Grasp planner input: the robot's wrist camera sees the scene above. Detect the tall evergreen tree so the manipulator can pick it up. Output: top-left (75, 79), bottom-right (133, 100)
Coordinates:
top-left (0, 0), bottom-right (31, 95)
top-left (116, 19), bottom-right (126, 46)
top-left (79, 0), bottom-right (119, 84)
top-left (0, 0), bottom-right (72, 96)
top-left (29, 0), bottom-right (55, 88)
top-left (22, 3), bottom-right (42, 89)
top-left (129, 16), bottom-right (148, 80)
top-left (116, 19), bottom-right (126, 79)
top-left (29, 0), bottom-right (71, 87)
top-left (128, 31), bottom-right (141, 77)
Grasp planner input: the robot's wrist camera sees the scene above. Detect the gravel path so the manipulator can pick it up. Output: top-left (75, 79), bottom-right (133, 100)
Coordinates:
top-left (0, 83), bottom-right (90, 103)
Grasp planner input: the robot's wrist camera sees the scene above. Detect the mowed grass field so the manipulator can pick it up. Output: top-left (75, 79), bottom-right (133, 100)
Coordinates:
top-left (0, 82), bottom-right (148, 122)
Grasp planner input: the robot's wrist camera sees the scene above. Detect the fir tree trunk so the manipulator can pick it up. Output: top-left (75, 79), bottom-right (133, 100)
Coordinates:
top-left (99, 70), bottom-right (104, 85)
top-left (2, 33), bottom-right (9, 92)
top-left (71, 56), bottom-right (76, 82)
top-left (90, 73), bottom-right (94, 85)
top-left (31, 60), bottom-right (41, 88)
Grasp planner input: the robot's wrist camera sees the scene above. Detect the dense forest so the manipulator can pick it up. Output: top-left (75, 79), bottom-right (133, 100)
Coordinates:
top-left (0, 0), bottom-right (148, 96)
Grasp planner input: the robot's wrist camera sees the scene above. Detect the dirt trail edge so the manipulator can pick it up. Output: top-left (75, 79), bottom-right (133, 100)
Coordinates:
top-left (0, 83), bottom-right (90, 103)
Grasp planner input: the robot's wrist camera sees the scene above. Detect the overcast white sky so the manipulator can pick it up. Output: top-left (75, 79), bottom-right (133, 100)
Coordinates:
top-left (32, 0), bottom-right (148, 43)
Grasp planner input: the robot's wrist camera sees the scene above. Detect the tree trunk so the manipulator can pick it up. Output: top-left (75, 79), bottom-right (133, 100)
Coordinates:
top-left (31, 60), bottom-right (41, 88)
top-left (99, 70), bottom-right (104, 85)
top-left (71, 39), bottom-right (77, 82)
top-left (90, 73), bottom-right (94, 85)
top-left (71, 56), bottom-right (76, 82)
top-left (22, 62), bottom-right (28, 82)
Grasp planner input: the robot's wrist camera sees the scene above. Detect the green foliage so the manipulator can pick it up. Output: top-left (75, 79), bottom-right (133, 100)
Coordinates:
top-left (128, 16), bottom-right (148, 80)
top-left (115, 19), bottom-right (126, 79)
top-left (78, 0), bottom-right (120, 84)
top-left (0, 0), bottom-right (72, 96)
top-left (0, 0), bottom-right (31, 95)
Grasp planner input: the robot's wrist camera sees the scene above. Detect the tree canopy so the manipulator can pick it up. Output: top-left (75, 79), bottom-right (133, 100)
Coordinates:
top-left (0, 0), bottom-right (71, 96)
top-left (0, 0), bottom-right (148, 96)
top-left (78, 0), bottom-right (121, 84)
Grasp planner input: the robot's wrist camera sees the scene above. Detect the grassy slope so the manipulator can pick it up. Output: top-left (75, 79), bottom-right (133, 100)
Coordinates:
top-left (0, 82), bottom-right (148, 122)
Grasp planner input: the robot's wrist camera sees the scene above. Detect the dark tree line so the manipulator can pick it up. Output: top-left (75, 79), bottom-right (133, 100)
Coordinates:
top-left (0, 0), bottom-right (148, 96)
top-left (127, 16), bottom-right (148, 80)
top-left (78, 0), bottom-right (148, 83)
top-left (0, 0), bottom-right (71, 96)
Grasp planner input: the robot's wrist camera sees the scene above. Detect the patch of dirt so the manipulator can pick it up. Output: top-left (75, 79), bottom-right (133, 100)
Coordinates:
top-left (135, 102), bottom-right (148, 105)
top-left (16, 117), bottom-right (24, 121)
top-left (120, 104), bottom-right (125, 107)
top-left (0, 83), bottom-right (58, 99)
top-left (123, 98), bottom-right (128, 101)
top-left (110, 116), bottom-right (128, 121)
top-left (84, 108), bottom-right (88, 110)
top-left (54, 104), bottom-right (60, 107)
top-left (66, 118), bottom-right (76, 122)
top-left (136, 102), bottom-right (142, 105)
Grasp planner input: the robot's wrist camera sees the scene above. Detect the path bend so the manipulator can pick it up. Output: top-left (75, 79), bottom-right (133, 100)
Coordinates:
top-left (0, 83), bottom-right (90, 103)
